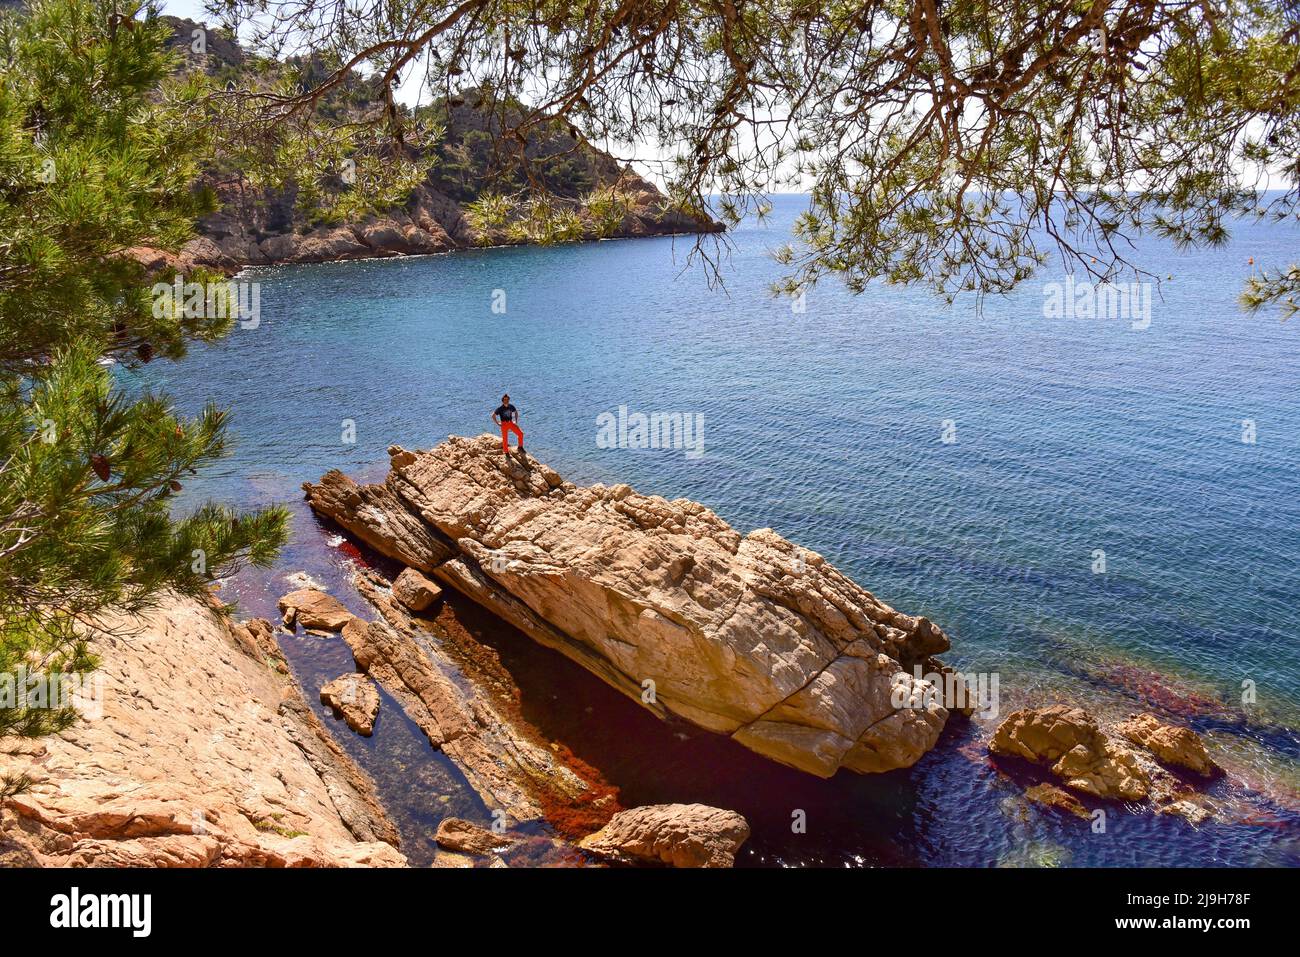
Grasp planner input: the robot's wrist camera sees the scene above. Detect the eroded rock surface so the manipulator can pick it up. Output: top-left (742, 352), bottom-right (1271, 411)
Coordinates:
top-left (990, 705), bottom-right (1219, 822)
top-left (339, 569), bottom-right (593, 827)
top-left (391, 567), bottom-right (443, 612)
top-left (1115, 712), bottom-right (1219, 777)
top-left (305, 434), bottom-right (957, 777)
top-left (0, 594), bottom-right (405, 867)
top-left (578, 803), bottom-right (751, 868)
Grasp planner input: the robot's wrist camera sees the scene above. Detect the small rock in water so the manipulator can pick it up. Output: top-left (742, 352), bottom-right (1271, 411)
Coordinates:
top-left (278, 588), bottom-right (354, 632)
top-left (1159, 800), bottom-right (1212, 826)
top-left (1114, 712), bottom-right (1219, 777)
top-left (434, 818), bottom-right (516, 856)
top-left (577, 803), bottom-right (750, 868)
top-left (1024, 783), bottom-right (1091, 820)
top-left (320, 672), bottom-right (380, 736)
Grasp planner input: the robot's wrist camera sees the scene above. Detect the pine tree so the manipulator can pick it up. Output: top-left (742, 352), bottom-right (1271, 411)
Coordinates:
top-left (0, 0), bottom-right (289, 794)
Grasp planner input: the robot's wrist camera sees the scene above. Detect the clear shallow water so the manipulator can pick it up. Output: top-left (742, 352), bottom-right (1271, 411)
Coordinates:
top-left (132, 195), bottom-right (1300, 866)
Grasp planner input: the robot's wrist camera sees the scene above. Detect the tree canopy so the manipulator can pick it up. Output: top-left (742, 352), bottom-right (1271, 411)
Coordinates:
top-left (210, 0), bottom-right (1300, 310)
top-left (0, 0), bottom-right (287, 778)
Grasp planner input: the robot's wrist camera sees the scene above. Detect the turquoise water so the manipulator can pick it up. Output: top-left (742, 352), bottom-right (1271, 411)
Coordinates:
top-left (133, 195), bottom-right (1300, 866)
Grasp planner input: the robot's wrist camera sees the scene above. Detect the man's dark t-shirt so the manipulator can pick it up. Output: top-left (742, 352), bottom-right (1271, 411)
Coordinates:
top-left (495, 403), bottom-right (518, 423)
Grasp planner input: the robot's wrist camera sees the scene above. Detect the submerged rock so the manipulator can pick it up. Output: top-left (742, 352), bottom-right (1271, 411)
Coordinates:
top-left (578, 804), bottom-right (751, 868)
top-left (320, 673), bottom-right (381, 736)
top-left (434, 818), bottom-right (517, 856)
top-left (990, 705), bottom-right (1153, 801)
top-left (1024, 783), bottom-right (1091, 820)
top-left (304, 434), bottom-right (957, 777)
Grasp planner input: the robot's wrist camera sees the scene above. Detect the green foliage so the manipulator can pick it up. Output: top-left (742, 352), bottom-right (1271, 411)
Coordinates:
top-left (584, 187), bottom-right (631, 238)
top-left (0, 0), bottom-right (222, 368)
top-left (216, 0), bottom-right (1300, 309)
top-left (464, 192), bottom-right (512, 234)
top-left (0, 0), bottom-right (288, 758)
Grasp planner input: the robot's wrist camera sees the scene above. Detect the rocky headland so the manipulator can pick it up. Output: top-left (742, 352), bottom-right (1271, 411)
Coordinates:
top-left (143, 19), bottom-right (722, 275)
top-left (302, 434), bottom-right (963, 779)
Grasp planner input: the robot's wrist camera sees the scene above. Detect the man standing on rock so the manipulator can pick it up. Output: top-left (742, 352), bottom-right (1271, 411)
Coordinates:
top-left (493, 393), bottom-right (525, 456)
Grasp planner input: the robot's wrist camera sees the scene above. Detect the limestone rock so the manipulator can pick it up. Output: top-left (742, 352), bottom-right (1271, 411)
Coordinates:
top-left (1050, 738), bottom-right (1153, 801)
top-left (1159, 799), bottom-right (1212, 826)
top-left (1114, 712), bottom-right (1218, 777)
top-left (304, 434), bottom-right (954, 777)
top-left (431, 850), bottom-right (476, 869)
top-left (338, 572), bottom-right (590, 825)
top-left (989, 705), bottom-right (1106, 764)
top-left (391, 567), bottom-right (442, 612)
top-left (991, 706), bottom-right (1154, 801)
top-left (578, 804), bottom-right (750, 868)
top-left (988, 705), bottom-right (1220, 821)
top-left (320, 673), bottom-right (381, 736)
top-left (278, 588), bottom-right (355, 632)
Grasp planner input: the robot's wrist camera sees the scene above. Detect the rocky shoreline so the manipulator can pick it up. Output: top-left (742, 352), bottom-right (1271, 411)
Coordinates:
top-left (2, 438), bottom-right (1234, 868)
top-left (0, 595), bottom-right (405, 867)
top-left (154, 173), bottom-right (722, 275)
top-left (140, 19), bottom-right (724, 276)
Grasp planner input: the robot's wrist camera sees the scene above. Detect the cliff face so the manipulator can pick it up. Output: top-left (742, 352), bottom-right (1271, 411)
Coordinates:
top-left (0, 594), bottom-right (406, 867)
top-left (304, 435), bottom-right (957, 778)
top-left (179, 170), bottom-right (714, 271)
top-left (161, 19), bottom-right (722, 271)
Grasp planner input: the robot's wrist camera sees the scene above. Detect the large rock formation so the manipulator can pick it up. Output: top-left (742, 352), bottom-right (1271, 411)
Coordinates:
top-left (0, 595), bottom-right (406, 867)
top-left (304, 434), bottom-right (956, 778)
